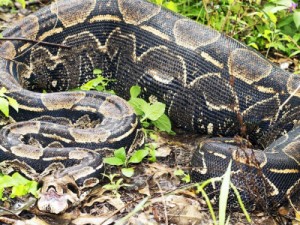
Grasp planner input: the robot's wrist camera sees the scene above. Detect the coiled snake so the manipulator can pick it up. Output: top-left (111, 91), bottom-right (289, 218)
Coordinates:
top-left (0, 0), bottom-right (299, 214)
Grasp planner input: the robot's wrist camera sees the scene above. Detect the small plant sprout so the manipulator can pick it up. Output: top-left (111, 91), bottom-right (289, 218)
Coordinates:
top-left (77, 69), bottom-right (115, 94)
top-left (174, 169), bottom-right (191, 183)
top-left (102, 173), bottom-right (131, 197)
top-left (103, 147), bottom-right (151, 177)
top-left (128, 85), bottom-right (174, 134)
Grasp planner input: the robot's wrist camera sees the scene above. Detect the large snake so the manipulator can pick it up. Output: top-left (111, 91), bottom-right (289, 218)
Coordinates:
top-left (0, 0), bottom-right (299, 214)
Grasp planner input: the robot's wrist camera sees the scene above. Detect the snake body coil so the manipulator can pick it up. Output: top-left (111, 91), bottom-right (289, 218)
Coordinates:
top-left (0, 0), bottom-right (299, 213)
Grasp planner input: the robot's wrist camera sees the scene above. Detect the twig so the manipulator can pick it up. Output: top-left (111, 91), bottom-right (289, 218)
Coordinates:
top-left (0, 37), bottom-right (71, 49)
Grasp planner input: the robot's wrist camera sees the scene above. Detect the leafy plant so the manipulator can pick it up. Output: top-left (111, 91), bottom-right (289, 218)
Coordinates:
top-left (102, 173), bottom-right (131, 197)
top-left (0, 172), bottom-right (39, 200)
top-left (75, 69), bottom-right (115, 94)
top-left (194, 161), bottom-right (251, 225)
top-left (0, 87), bottom-right (18, 117)
top-left (128, 86), bottom-right (173, 134)
top-left (103, 146), bottom-right (153, 177)
top-left (174, 169), bottom-right (191, 183)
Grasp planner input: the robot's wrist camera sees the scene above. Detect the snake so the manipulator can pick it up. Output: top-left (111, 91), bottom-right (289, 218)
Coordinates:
top-left (0, 0), bottom-right (299, 214)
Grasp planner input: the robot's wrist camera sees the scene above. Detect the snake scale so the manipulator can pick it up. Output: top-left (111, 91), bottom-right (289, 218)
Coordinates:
top-left (0, 0), bottom-right (299, 214)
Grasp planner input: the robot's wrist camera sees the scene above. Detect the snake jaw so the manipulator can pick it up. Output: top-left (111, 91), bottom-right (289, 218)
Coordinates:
top-left (37, 174), bottom-right (80, 214)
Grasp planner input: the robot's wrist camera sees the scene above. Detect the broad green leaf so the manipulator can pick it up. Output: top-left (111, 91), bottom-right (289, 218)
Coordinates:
top-left (142, 102), bottom-right (165, 121)
top-left (103, 157), bottom-right (124, 166)
top-left (10, 185), bottom-right (28, 198)
top-left (12, 172), bottom-right (30, 185)
top-left (130, 86), bottom-right (141, 98)
top-left (27, 181), bottom-right (39, 197)
top-left (114, 147), bottom-right (126, 162)
top-left (122, 167), bottom-right (134, 177)
top-left (7, 97), bottom-right (18, 112)
top-left (294, 11), bottom-right (300, 29)
top-left (128, 98), bottom-right (148, 116)
top-left (0, 175), bottom-right (14, 188)
top-left (152, 114), bottom-right (172, 133)
top-left (0, 97), bottom-right (9, 117)
top-left (128, 149), bottom-right (149, 164)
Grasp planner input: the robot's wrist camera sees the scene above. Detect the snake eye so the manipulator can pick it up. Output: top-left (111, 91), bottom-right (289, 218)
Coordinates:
top-left (67, 183), bottom-right (79, 195)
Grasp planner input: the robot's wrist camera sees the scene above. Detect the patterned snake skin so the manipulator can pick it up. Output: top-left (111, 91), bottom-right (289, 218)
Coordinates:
top-left (0, 0), bottom-right (299, 214)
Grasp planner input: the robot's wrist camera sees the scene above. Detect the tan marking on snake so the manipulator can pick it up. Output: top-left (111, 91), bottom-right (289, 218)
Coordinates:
top-left (21, 15), bottom-right (39, 39)
top-left (233, 149), bottom-right (267, 168)
top-left (69, 128), bottom-right (111, 143)
top-left (41, 92), bottom-right (85, 110)
top-left (269, 168), bottom-right (299, 173)
top-left (118, 0), bottom-right (161, 25)
top-left (90, 15), bottom-right (122, 23)
top-left (10, 122), bottom-right (40, 135)
top-left (229, 48), bottom-right (272, 84)
top-left (140, 25), bottom-right (171, 41)
top-left (287, 73), bottom-right (300, 98)
top-left (0, 41), bottom-right (16, 60)
top-left (174, 19), bottom-right (221, 50)
top-left (11, 145), bottom-right (43, 160)
top-left (69, 150), bottom-right (90, 160)
top-left (71, 166), bottom-right (95, 181)
top-left (283, 140), bottom-right (300, 165)
top-left (50, 0), bottom-right (96, 28)
top-left (200, 51), bottom-right (223, 69)
top-left (38, 28), bottom-right (64, 41)
top-left (42, 133), bottom-right (72, 144)
top-left (43, 156), bottom-right (68, 161)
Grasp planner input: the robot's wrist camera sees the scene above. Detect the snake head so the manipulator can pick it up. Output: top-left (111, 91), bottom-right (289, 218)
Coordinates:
top-left (37, 173), bottom-right (80, 214)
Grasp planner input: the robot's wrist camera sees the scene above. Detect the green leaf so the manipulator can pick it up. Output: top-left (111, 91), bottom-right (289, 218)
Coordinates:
top-left (130, 85), bottom-right (141, 98)
top-left (142, 102), bottom-right (165, 121)
top-left (114, 147), bottom-right (126, 162)
top-left (10, 184), bottom-right (28, 198)
top-left (174, 169), bottom-right (185, 176)
top-left (0, 97), bottom-right (9, 117)
top-left (16, 0), bottom-right (26, 8)
top-left (7, 97), bottom-right (18, 112)
top-left (152, 114), bottom-right (172, 133)
top-left (128, 98), bottom-right (148, 116)
top-left (103, 157), bottom-right (125, 166)
top-left (128, 149), bottom-right (149, 164)
top-left (164, 1), bottom-right (178, 12)
top-left (12, 172), bottom-right (30, 185)
top-left (0, 175), bottom-right (14, 188)
top-left (122, 167), bottom-right (134, 177)
top-left (293, 11), bottom-right (300, 29)
top-left (93, 68), bottom-right (102, 75)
